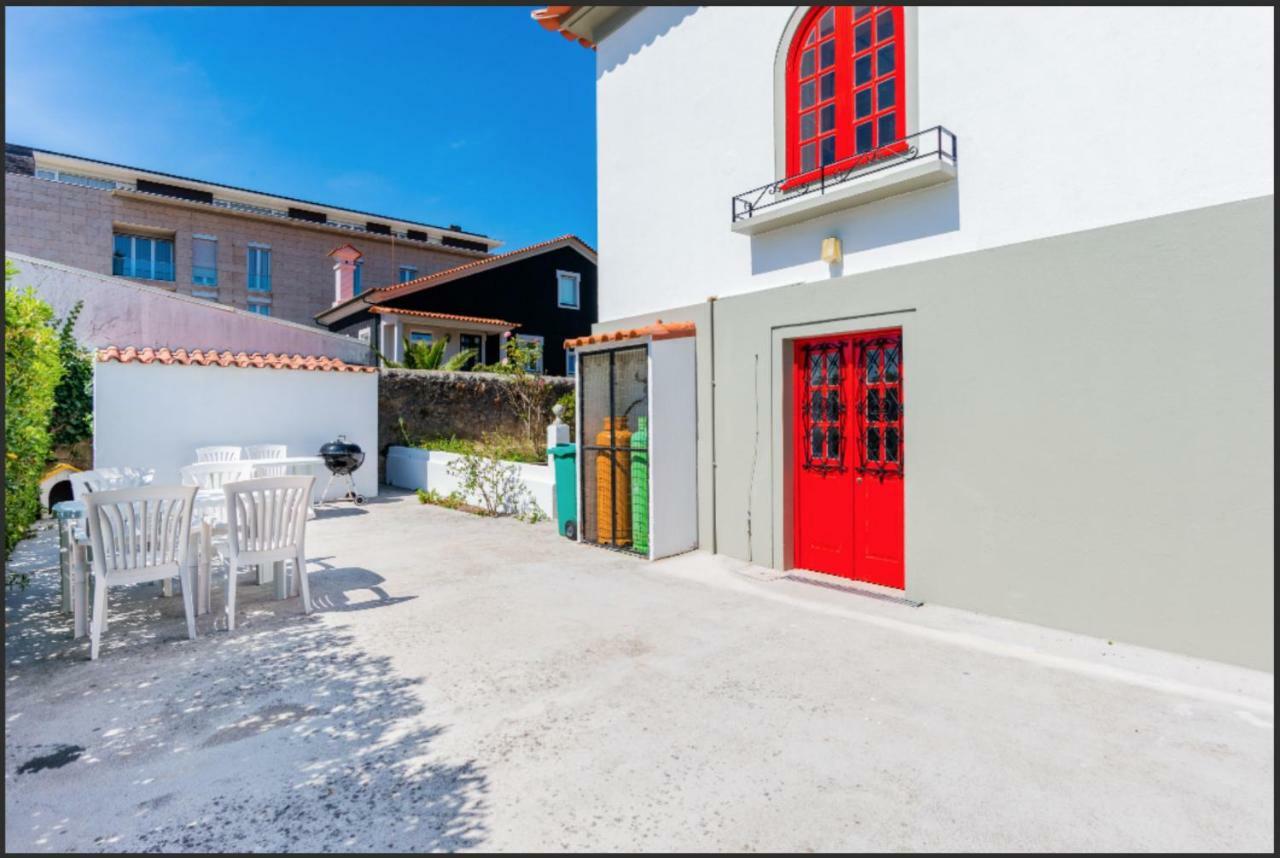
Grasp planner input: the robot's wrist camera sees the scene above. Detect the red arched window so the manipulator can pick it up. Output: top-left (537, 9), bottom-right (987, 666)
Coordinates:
top-left (786, 6), bottom-right (906, 186)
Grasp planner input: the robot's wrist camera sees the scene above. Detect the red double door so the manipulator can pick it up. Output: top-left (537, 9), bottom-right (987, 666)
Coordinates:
top-left (793, 329), bottom-right (904, 589)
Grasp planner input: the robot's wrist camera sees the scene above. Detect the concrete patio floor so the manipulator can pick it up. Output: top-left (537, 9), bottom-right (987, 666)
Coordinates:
top-left (4, 489), bottom-right (1274, 852)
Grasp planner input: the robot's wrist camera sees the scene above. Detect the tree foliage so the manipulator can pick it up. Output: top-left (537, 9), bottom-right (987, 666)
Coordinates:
top-left (4, 261), bottom-right (64, 560)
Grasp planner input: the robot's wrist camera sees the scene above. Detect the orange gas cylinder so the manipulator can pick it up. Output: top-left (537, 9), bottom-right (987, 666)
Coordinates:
top-left (594, 417), bottom-right (632, 545)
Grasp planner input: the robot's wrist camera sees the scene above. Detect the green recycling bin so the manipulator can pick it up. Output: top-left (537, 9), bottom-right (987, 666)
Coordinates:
top-left (547, 443), bottom-right (578, 540)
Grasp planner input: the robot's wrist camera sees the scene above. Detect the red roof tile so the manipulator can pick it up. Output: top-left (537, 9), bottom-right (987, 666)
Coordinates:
top-left (97, 346), bottom-right (377, 373)
top-left (368, 306), bottom-right (517, 328)
top-left (531, 6), bottom-right (595, 48)
top-left (565, 321), bottom-right (696, 350)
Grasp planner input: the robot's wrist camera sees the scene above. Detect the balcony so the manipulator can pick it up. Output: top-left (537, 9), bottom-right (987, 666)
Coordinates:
top-left (731, 126), bottom-right (957, 236)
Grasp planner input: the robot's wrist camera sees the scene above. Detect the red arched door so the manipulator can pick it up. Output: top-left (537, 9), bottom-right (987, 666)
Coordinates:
top-left (793, 329), bottom-right (904, 588)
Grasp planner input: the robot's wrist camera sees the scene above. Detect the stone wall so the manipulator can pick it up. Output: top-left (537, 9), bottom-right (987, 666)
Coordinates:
top-left (378, 368), bottom-right (573, 473)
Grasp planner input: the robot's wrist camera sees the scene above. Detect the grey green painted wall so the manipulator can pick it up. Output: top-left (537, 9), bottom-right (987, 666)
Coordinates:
top-left (598, 196), bottom-right (1274, 670)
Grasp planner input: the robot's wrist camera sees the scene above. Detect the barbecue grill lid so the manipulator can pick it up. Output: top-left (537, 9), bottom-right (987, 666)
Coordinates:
top-left (320, 435), bottom-right (362, 457)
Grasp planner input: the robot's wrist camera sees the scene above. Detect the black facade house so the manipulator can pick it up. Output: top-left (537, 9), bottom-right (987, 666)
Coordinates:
top-left (315, 235), bottom-right (597, 376)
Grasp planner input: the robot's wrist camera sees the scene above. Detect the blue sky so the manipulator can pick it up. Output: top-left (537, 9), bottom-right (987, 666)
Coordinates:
top-left (4, 5), bottom-right (597, 249)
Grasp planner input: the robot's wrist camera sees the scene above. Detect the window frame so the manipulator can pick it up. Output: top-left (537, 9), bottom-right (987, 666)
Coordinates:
top-left (565, 348), bottom-right (577, 376)
top-left (192, 233), bottom-right (218, 289)
top-left (247, 243), bottom-right (272, 293)
top-left (353, 259), bottom-right (364, 295)
top-left (783, 5), bottom-right (907, 190)
top-left (556, 269), bottom-right (581, 309)
top-left (399, 265), bottom-right (418, 283)
top-left (112, 233), bottom-right (175, 283)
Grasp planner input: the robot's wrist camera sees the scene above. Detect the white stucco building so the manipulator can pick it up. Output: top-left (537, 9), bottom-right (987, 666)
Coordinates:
top-left (538, 5), bottom-right (1274, 669)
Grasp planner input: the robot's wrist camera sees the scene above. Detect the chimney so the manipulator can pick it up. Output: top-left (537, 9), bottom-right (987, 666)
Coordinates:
top-left (327, 244), bottom-right (364, 305)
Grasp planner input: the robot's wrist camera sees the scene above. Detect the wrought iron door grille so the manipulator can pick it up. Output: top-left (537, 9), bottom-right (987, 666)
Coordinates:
top-left (800, 341), bottom-right (847, 474)
top-left (854, 335), bottom-right (904, 478)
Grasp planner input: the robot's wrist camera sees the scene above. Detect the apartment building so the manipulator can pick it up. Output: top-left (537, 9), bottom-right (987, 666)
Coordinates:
top-left (3, 144), bottom-right (500, 326)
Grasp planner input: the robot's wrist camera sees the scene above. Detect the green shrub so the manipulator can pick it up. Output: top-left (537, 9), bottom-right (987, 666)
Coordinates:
top-left (417, 433), bottom-right (545, 465)
top-left (50, 300), bottom-right (93, 449)
top-left (416, 487), bottom-right (467, 510)
top-left (4, 261), bottom-right (64, 560)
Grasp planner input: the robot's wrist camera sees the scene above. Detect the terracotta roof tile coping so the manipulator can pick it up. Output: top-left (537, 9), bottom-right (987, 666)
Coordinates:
top-left (565, 321), bottom-right (696, 350)
top-left (368, 306), bottom-right (518, 328)
top-left (97, 346), bottom-right (377, 373)
top-left (532, 6), bottom-right (595, 48)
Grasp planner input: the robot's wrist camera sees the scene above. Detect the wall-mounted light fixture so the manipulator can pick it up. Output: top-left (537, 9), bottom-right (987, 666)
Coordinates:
top-left (821, 236), bottom-right (842, 264)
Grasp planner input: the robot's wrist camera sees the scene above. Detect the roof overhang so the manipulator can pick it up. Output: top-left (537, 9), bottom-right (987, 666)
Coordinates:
top-left (531, 6), bottom-right (637, 47)
top-left (316, 234), bottom-right (597, 327)
top-left (370, 307), bottom-right (516, 335)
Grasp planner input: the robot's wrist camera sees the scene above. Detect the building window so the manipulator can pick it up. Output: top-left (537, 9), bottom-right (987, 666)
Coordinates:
top-left (399, 265), bottom-right (418, 283)
top-left (565, 349), bottom-right (577, 376)
top-left (354, 260), bottom-right (364, 295)
top-left (515, 334), bottom-right (545, 373)
top-left (787, 6), bottom-right (905, 184)
top-left (247, 303), bottom-right (271, 317)
top-left (192, 234), bottom-right (217, 288)
top-left (112, 233), bottom-right (175, 282)
top-left (247, 245), bottom-right (271, 292)
top-left (409, 331), bottom-right (433, 344)
top-left (556, 270), bottom-right (581, 309)
top-left (458, 333), bottom-right (482, 368)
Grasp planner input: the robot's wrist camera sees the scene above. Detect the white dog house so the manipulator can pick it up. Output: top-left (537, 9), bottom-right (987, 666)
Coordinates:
top-left (568, 322), bottom-right (698, 560)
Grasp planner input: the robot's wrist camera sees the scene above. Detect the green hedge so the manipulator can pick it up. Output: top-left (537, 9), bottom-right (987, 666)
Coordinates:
top-left (4, 261), bottom-right (63, 557)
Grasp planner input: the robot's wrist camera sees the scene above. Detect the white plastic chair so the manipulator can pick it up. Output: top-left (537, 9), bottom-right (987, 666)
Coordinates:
top-left (69, 467), bottom-right (155, 500)
top-left (195, 446), bottom-right (243, 463)
top-left (245, 444), bottom-right (288, 477)
top-left (222, 476), bottom-right (316, 630)
top-left (180, 462), bottom-right (257, 495)
top-left (83, 485), bottom-right (199, 660)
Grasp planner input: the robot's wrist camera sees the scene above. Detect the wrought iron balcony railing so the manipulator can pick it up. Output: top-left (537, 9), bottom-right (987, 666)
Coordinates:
top-left (731, 126), bottom-right (957, 226)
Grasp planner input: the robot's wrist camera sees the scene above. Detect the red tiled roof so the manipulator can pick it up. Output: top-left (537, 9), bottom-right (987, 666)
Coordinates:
top-left (368, 306), bottom-right (517, 328)
top-left (565, 321), bottom-right (696, 349)
top-left (97, 346), bottom-right (377, 373)
top-left (327, 243), bottom-right (363, 258)
top-left (367, 234), bottom-right (595, 302)
top-left (532, 6), bottom-right (595, 48)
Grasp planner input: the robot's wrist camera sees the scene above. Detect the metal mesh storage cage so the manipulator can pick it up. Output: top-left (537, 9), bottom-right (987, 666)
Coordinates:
top-left (570, 325), bottom-right (698, 560)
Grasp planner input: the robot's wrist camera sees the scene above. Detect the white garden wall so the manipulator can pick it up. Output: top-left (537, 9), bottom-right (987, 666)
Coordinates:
top-left (385, 447), bottom-right (553, 517)
top-left (93, 361), bottom-right (378, 499)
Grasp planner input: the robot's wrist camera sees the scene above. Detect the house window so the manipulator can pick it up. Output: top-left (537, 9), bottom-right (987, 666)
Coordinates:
top-left (565, 349), bottom-right (577, 376)
top-left (458, 333), bottom-right (483, 368)
top-left (556, 270), bottom-right (581, 309)
top-left (515, 334), bottom-right (545, 373)
top-left (112, 234), bottom-right (175, 282)
top-left (409, 331), bottom-right (433, 344)
top-left (399, 265), bottom-right (418, 283)
top-left (787, 6), bottom-right (906, 183)
top-left (353, 260), bottom-right (364, 295)
top-left (247, 244), bottom-right (271, 292)
top-left (247, 303), bottom-right (271, 317)
top-left (192, 234), bottom-right (217, 288)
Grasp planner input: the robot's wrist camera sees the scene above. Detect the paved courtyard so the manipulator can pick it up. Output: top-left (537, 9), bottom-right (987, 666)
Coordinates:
top-left (4, 490), bottom-right (1274, 852)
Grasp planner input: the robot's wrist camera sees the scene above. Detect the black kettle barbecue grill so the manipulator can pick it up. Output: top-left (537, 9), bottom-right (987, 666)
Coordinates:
top-left (319, 435), bottom-right (366, 504)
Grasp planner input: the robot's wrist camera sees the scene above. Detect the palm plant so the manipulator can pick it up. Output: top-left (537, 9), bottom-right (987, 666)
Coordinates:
top-left (380, 333), bottom-right (478, 371)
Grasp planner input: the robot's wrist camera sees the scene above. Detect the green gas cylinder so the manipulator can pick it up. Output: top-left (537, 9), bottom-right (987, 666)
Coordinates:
top-left (631, 416), bottom-right (649, 555)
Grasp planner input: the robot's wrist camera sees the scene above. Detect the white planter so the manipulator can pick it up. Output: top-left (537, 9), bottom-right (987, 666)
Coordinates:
top-left (385, 446), bottom-right (554, 517)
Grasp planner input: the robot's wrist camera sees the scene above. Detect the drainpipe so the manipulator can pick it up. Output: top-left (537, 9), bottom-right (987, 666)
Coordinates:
top-left (707, 295), bottom-right (718, 555)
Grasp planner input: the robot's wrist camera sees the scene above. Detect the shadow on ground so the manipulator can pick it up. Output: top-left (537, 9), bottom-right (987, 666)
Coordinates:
top-left (4, 522), bottom-right (486, 852)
